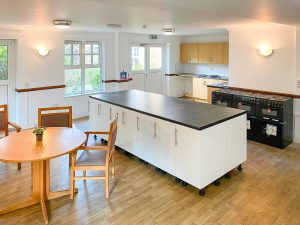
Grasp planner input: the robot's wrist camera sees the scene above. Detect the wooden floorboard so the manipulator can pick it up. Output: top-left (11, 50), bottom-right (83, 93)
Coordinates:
top-left (0, 118), bottom-right (300, 225)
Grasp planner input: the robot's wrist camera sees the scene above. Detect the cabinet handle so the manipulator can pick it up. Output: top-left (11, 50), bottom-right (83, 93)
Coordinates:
top-left (98, 104), bottom-right (101, 115)
top-left (122, 112), bottom-right (125, 125)
top-left (137, 117), bottom-right (140, 130)
top-left (110, 108), bottom-right (112, 120)
top-left (154, 122), bottom-right (157, 138)
top-left (175, 128), bottom-right (178, 146)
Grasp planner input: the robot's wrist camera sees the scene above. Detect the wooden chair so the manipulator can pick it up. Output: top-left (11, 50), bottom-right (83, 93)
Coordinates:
top-left (70, 115), bottom-right (118, 199)
top-left (38, 106), bottom-right (73, 165)
top-left (0, 104), bottom-right (22, 170)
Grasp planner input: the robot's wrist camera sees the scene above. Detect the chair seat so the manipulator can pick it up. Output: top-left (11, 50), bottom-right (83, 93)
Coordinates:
top-left (76, 150), bottom-right (107, 166)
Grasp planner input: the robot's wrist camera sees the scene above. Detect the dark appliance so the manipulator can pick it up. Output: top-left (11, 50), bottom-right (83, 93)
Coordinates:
top-left (231, 93), bottom-right (257, 141)
top-left (255, 96), bottom-right (294, 149)
top-left (211, 90), bottom-right (233, 108)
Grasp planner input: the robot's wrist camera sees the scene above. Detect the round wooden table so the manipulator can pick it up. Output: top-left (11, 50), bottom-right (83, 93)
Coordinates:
top-left (0, 127), bottom-right (86, 224)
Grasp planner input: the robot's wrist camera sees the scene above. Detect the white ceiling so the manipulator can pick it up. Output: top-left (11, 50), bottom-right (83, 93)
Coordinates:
top-left (0, 0), bottom-right (300, 35)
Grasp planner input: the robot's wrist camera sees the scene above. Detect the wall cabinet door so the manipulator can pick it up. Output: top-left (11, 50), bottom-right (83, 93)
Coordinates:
top-left (180, 43), bottom-right (198, 63)
top-left (210, 43), bottom-right (225, 64)
top-left (198, 43), bottom-right (210, 64)
top-left (223, 43), bottom-right (229, 65)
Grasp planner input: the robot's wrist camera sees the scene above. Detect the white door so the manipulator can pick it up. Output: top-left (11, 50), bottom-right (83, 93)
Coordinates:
top-left (130, 44), bottom-right (165, 94)
top-left (0, 40), bottom-right (15, 120)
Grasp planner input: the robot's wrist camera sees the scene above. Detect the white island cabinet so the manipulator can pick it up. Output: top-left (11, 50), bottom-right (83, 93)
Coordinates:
top-left (89, 90), bottom-right (247, 195)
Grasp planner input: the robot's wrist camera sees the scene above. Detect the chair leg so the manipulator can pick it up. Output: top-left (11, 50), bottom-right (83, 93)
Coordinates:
top-left (106, 164), bottom-right (110, 198)
top-left (112, 153), bottom-right (115, 179)
top-left (17, 163), bottom-right (21, 170)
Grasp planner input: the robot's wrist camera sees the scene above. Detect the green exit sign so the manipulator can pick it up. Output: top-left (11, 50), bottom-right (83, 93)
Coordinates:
top-left (149, 34), bottom-right (158, 40)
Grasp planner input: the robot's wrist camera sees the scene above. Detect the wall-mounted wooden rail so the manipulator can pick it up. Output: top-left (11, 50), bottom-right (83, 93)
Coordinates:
top-left (15, 85), bottom-right (66, 93)
top-left (229, 86), bottom-right (300, 99)
top-left (102, 78), bottom-right (133, 83)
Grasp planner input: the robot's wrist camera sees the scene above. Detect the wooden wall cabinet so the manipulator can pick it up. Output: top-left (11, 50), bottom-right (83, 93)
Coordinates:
top-left (180, 43), bottom-right (199, 63)
top-left (181, 42), bottom-right (229, 65)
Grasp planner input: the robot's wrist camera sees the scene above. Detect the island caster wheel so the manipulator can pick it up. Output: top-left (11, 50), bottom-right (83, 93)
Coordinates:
top-left (199, 189), bottom-right (205, 196)
top-left (213, 179), bottom-right (221, 186)
top-left (224, 172), bottom-right (231, 179)
top-left (237, 164), bottom-right (243, 171)
top-left (155, 167), bottom-right (161, 172)
top-left (175, 177), bottom-right (181, 183)
top-left (94, 135), bottom-right (97, 140)
top-left (181, 181), bottom-right (188, 187)
top-left (138, 158), bottom-right (143, 163)
top-left (143, 161), bottom-right (149, 166)
top-left (160, 170), bottom-right (167, 176)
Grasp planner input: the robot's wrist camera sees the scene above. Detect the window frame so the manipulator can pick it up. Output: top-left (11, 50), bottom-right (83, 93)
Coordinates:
top-left (64, 41), bottom-right (103, 97)
top-left (130, 44), bottom-right (165, 74)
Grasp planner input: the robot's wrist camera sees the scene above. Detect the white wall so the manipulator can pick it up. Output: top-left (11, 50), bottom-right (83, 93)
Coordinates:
top-left (0, 29), bottom-right (116, 128)
top-left (228, 24), bottom-right (300, 142)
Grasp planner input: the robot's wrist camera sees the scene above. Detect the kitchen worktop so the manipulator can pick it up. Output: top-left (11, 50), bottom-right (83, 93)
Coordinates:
top-left (90, 90), bottom-right (245, 131)
top-left (207, 83), bottom-right (228, 88)
top-left (165, 73), bottom-right (228, 81)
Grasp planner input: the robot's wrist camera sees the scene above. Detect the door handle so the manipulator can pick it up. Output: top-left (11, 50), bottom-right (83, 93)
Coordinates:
top-left (137, 117), bottom-right (140, 130)
top-left (122, 112), bottom-right (125, 125)
top-left (98, 104), bottom-right (101, 115)
top-left (175, 128), bottom-right (178, 146)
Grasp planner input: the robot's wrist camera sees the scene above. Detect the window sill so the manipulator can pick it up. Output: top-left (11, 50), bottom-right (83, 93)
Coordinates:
top-left (64, 91), bottom-right (105, 98)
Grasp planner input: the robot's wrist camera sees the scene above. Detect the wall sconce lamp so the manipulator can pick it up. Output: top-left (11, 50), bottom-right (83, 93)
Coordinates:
top-left (259, 44), bottom-right (273, 57)
top-left (38, 47), bottom-right (50, 56)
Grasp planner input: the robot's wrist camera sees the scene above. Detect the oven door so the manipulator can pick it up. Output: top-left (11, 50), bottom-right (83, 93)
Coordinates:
top-left (235, 102), bottom-right (256, 115)
top-left (255, 117), bottom-right (284, 149)
top-left (212, 99), bottom-right (231, 107)
top-left (258, 106), bottom-right (282, 120)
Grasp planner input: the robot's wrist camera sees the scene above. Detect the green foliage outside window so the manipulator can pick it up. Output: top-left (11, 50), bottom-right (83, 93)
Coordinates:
top-left (0, 46), bottom-right (8, 80)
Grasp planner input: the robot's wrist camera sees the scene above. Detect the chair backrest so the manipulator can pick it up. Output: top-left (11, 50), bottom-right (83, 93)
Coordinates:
top-left (0, 104), bottom-right (8, 136)
top-left (107, 115), bottom-right (118, 153)
top-left (38, 106), bottom-right (72, 128)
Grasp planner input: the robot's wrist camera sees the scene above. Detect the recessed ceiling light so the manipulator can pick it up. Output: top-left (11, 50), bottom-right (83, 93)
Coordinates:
top-left (107, 24), bottom-right (122, 28)
top-left (53, 20), bottom-right (72, 29)
top-left (162, 28), bottom-right (174, 35)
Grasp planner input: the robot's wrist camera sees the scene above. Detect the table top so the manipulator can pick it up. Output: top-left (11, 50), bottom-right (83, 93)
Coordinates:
top-left (0, 127), bottom-right (86, 163)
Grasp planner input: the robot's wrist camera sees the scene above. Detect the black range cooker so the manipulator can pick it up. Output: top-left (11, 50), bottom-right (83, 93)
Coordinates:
top-left (212, 89), bottom-right (294, 149)
top-left (255, 95), bottom-right (294, 149)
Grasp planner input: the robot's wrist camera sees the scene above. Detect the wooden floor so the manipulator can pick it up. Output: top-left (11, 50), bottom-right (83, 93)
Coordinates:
top-left (0, 117), bottom-right (300, 225)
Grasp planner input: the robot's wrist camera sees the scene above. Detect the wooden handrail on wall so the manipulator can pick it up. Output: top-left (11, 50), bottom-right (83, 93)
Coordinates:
top-left (229, 86), bottom-right (300, 99)
top-left (102, 78), bottom-right (133, 83)
top-left (15, 85), bottom-right (66, 93)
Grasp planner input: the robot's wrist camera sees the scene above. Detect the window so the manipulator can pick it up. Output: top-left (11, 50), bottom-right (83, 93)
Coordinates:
top-left (64, 41), bottom-right (102, 96)
top-left (131, 46), bottom-right (145, 71)
top-left (0, 45), bottom-right (8, 81)
top-left (131, 45), bottom-right (163, 73)
top-left (149, 47), bottom-right (162, 70)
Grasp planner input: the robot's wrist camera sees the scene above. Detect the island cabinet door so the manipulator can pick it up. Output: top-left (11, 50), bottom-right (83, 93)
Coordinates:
top-left (226, 115), bottom-right (247, 171)
top-left (98, 101), bottom-right (111, 140)
top-left (111, 105), bottom-right (125, 148)
top-left (89, 98), bottom-right (100, 131)
top-left (174, 124), bottom-right (202, 188)
top-left (136, 113), bottom-right (156, 164)
top-left (123, 108), bottom-right (139, 154)
top-left (154, 118), bottom-right (175, 174)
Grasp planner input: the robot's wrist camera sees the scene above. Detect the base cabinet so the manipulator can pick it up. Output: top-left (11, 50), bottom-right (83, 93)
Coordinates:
top-left (89, 99), bottom-right (247, 190)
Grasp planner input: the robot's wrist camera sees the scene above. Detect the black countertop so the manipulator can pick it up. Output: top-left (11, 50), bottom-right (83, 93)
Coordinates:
top-left (90, 90), bottom-right (246, 131)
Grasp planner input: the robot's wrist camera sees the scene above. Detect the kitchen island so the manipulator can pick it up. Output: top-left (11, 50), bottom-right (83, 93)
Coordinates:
top-left (89, 90), bottom-right (247, 195)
